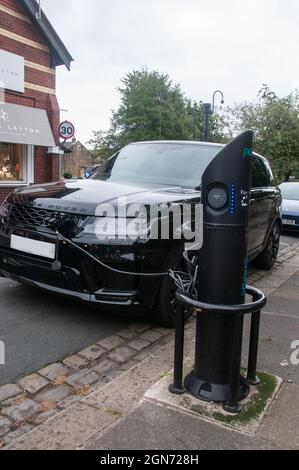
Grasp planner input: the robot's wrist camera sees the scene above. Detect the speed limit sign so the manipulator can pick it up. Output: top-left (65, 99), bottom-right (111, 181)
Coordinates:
top-left (58, 121), bottom-right (75, 140)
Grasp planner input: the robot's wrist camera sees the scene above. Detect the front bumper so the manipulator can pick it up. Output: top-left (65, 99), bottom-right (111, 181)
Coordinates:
top-left (0, 223), bottom-right (173, 312)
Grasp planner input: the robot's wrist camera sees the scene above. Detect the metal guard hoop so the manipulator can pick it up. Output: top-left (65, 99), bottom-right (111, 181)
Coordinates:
top-left (176, 286), bottom-right (267, 315)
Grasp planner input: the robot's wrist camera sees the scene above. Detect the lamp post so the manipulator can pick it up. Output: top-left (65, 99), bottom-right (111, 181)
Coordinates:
top-left (193, 103), bottom-right (200, 141)
top-left (203, 90), bottom-right (225, 142)
top-left (155, 93), bottom-right (163, 140)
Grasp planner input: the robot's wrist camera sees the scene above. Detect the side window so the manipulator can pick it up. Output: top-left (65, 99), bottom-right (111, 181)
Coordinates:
top-left (262, 159), bottom-right (276, 187)
top-left (252, 156), bottom-right (269, 188)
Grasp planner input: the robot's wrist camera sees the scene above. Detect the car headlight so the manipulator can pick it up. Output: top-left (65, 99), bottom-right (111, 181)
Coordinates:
top-left (82, 217), bottom-right (150, 240)
top-left (0, 199), bottom-right (10, 220)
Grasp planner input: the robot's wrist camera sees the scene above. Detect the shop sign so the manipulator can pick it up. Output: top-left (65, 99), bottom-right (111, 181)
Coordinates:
top-left (0, 50), bottom-right (24, 94)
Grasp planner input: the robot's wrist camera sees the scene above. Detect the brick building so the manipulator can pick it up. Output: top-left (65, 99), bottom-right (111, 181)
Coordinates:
top-left (0, 0), bottom-right (73, 203)
top-left (61, 139), bottom-right (92, 179)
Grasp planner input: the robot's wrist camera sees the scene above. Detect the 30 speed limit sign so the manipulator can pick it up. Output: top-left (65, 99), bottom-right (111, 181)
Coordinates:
top-left (58, 121), bottom-right (75, 140)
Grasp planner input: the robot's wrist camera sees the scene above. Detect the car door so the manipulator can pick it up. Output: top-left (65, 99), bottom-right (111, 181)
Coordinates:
top-left (261, 158), bottom-right (282, 240)
top-left (248, 156), bottom-right (271, 252)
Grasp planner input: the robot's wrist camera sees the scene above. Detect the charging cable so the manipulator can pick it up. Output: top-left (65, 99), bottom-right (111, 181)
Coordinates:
top-left (56, 230), bottom-right (169, 277)
top-left (55, 231), bottom-right (198, 298)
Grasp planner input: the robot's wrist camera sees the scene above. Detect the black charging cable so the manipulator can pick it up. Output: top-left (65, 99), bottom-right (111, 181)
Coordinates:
top-left (55, 230), bottom-right (170, 277)
top-left (2, 218), bottom-right (198, 295)
top-left (169, 251), bottom-right (199, 299)
top-left (55, 230), bottom-right (198, 298)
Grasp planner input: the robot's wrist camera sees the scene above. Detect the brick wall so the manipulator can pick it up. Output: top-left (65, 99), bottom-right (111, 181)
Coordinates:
top-left (0, 0), bottom-right (62, 203)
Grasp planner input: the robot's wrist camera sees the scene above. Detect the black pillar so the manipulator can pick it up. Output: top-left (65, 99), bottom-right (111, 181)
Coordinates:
top-left (184, 131), bottom-right (253, 408)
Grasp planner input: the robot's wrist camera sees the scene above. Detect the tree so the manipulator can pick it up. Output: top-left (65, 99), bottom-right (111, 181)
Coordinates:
top-left (228, 85), bottom-right (299, 182)
top-left (89, 69), bottom-right (227, 158)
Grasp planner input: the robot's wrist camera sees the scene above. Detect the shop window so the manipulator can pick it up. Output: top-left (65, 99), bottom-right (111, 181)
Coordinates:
top-left (0, 143), bottom-right (31, 184)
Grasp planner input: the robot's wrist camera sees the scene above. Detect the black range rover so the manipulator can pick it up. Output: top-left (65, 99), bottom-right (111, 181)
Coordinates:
top-left (0, 141), bottom-right (282, 326)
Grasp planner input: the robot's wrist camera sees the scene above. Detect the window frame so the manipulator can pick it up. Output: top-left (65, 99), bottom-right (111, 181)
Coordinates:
top-left (0, 143), bottom-right (34, 187)
top-left (252, 155), bottom-right (273, 189)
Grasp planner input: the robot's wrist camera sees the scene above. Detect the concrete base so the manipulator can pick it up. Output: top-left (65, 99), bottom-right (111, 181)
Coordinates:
top-left (144, 361), bottom-right (282, 436)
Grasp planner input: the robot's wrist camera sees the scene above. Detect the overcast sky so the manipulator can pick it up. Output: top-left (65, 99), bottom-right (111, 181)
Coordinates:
top-left (42, 0), bottom-right (299, 145)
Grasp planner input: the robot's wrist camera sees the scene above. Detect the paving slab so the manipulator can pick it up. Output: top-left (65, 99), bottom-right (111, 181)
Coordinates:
top-left (257, 383), bottom-right (299, 449)
top-left (128, 322), bottom-right (154, 333)
top-left (82, 401), bottom-right (281, 450)
top-left (2, 399), bottom-right (41, 423)
top-left (0, 384), bottom-right (22, 402)
top-left (127, 338), bottom-right (151, 352)
top-left (108, 346), bottom-right (136, 364)
top-left (34, 384), bottom-right (72, 403)
top-left (65, 370), bottom-right (99, 388)
top-left (78, 344), bottom-right (106, 362)
top-left (91, 360), bottom-right (118, 380)
top-left (97, 335), bottom-right (124, 351)
top-left (140, 330), bottom-right (163, 342)
top-left (3, 424), bottom-right (35, 445)
top-left (265, 272), bottom-right (299, 318)
top-left (8, 404), bottom-right (118, 450)
top-left (0, 418), bottom-right (11, 438)
top-left (144, 368), bottom-right (282, 436)
top-left (242, 312), bottom-right (299, 384)
top-left (38, 363), bottom-right (69, 381)
top-left (63, 354), bottom-right (89, 370)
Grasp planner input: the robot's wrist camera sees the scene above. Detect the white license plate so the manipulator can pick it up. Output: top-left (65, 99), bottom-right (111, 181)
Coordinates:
top-left (10, 235), bottom-right (56, 259)
top-left (282, 219), bottom-right (296, 226)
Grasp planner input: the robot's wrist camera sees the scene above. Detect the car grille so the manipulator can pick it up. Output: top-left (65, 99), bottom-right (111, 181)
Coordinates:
top-left (8, 204), bottom-right (70, 229)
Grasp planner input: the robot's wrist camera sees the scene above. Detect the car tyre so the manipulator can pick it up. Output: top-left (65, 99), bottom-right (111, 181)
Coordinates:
top-left (152, 249), bottom-right (192, 327)
top-left (253, 221), bottom-right (281, 270)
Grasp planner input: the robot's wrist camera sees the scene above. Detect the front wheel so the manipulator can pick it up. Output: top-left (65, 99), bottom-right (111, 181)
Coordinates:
top-left (152, 250), bottom-right (192, 327)
top-left (253, 221), bottom-right (281, 270)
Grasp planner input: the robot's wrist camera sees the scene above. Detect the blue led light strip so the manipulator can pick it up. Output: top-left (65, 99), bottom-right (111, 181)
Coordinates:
top-left (230, 183), bottom-right (236, 215)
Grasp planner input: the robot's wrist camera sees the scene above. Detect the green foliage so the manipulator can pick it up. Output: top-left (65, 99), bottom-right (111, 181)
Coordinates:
top-left (63, 172), bottom-right (73, 180)
top-left (89, 69), bottom-right (226, 158)
top-left (89, 75), bottom-right (299, 182)
top-left (228, 85), bottom-right (299, 182)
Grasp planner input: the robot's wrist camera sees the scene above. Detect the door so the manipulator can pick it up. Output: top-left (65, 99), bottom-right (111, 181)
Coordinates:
top-left (248, 156), bottom-right (272, 252)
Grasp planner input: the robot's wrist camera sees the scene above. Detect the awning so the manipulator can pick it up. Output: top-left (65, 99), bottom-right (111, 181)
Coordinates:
top-left (0, 102), bottom-right (55, 147)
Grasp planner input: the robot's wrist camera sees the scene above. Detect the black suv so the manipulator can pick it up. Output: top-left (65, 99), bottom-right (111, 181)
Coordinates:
top-left (0, 141), bottom-right (282, 326)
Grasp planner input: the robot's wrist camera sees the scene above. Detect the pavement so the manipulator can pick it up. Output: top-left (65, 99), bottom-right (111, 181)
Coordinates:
top-left (0, 236), bottom-right (298, 450)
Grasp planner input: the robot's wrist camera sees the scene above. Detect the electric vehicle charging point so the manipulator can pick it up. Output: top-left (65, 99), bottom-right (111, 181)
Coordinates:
top-left (169, 131), bottom-right (268, 413)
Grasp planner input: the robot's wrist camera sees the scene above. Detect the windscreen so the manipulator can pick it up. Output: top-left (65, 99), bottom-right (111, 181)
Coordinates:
top-left (92, 143), bottom-right (222, 188)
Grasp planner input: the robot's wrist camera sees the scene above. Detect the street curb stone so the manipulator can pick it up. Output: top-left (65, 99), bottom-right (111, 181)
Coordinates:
top-left (0, 384), bottom-right (22, 402)
top-left (38, 363), bottom-right (69, 381)
top-left (17, 374), bottom-right (49, 395)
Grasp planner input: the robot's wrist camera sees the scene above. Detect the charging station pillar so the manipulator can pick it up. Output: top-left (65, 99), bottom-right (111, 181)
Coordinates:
top-left (184, 131), bottom-right (253, 412)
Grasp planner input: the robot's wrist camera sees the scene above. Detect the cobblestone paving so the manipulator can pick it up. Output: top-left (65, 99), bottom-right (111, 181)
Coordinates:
top-left (0, 242), bottom-right (298, 448)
